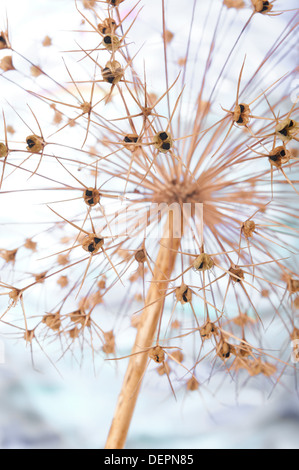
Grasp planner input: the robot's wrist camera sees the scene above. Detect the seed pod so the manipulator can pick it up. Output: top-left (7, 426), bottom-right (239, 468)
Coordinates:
top-left (242, 219), bottom-right (256, 238)
top-left (82, 234), bottom-right (104, 254)
top-left (275, 118), bottom-right (299, 143)
top-left (83, 188), bottom-right (100, 206)
top-left (135, 249), bottom-right (146, 263)
top-left (233, 103), bottom-right (250, 126)
top-left (251, 0), bottom-right (274, 14)
top-left (268, 146), bottom-right (291, 168)
top-left (98, 18), bottom-right (117, 35)
top-left (0, 143), bottom-right (8, 158)
top-left (193, 253), bottom-right (214, 272)
top-left (102, 60), bottom-right (124, 85)
top-left (149, 345), bottom-right (165, 363)
top-left (229, 265), bottom-right (245, 283)
top-left (26, 135), bottom-right (45, 153)
top-left (153, 131), bottom-right (173, 153)
top-left (102, 34), bottom-right (120, 51)
top-left (175, 284), bottom-right (192, 304)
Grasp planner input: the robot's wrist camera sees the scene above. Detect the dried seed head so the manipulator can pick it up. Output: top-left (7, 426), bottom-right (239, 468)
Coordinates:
top-left (35, 271), bottom-right (47, 283)
top-left (69, 327), bottom-right (80, 339)
top-left (293, 297), bottom-right (299, 309)
top-left (149, 345), bottom-right (165, 363)
top-left (80, 102), bottom-right (92, 114)
top-left (242, 219), bottom-right (256, 238)
top-left (186, 376), bottom-right (199, 391)
top-left (30, 65), bottom-right (43, 77)
top-left (291, 328), bottom-right (299, 341)
top-left (163, 30), bottom-right (174, 44)
top-left (42, 312), bottom-right (61, 331)
top-left (98, 18), bottom-right (117, 35)
top-left (102, 34), bottom-right (121, 51)
top-left (153, 131), bottom-right (173, 153)
top-left (70, 309), bottom-right (91, 327)
top-left (135, 249), bottom-right (146, 263)
top-left (24, 238), bottom-right (37, 251)
top-left (175, 284), bottom-right (192, 305)
top-left (57, 275), bottom-right (68, 288)
top-left (0, 56), bottom-right (15, 72)
top-left (229, 265), bottom-right (245, 283)
top-left (249, 358), bottom-right (276, 377)
top-left (0, 31), bottom-right (10, 49)
top-left (0, 143), bottom-right (8, 158)
top-left (233, 103), bottom-right (250, 126)
top-left (275, 119), bottom-right (299, 142)
top-left (217, 341), bottom-right (235, 360)
top-left (57, 254), bottom-right (70, 266)
top-left (0, 248), bottom-right (18, 264)
top-left (123, 134), bottom-right (139, 152)
top-left (82, 234), bottom-right (104, 254)
top-left (268, 146), bottom-right (291, 168)
top-left (287, 278), bottom-right (299, 294)
top-left (9, 288), bottom-right (21, 304)
top-left (193, 253), bottom-right (214, 272)
top-left (102, 60), bottom-right (124, 85)
top-left (251, 0), bottom-right (274, 14)
top-left (24, 330), bottom-right (35, 343)
top-left (102, 330), bottom-right (116, 355)
top-left (83, 188), bottom-right (100, 206)
top-left (42, 36), bottom-right (52, 47)
top-left (200, 321), bottom-right (218, 340)
top-left (26, 135), bottom-right (45, 153)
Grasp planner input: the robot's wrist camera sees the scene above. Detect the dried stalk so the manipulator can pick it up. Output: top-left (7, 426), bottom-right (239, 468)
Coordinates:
top-left (105, 213), bottom-right (182, 449)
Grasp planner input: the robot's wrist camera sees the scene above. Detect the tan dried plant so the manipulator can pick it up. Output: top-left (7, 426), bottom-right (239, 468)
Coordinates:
top-left (0, 0), bottom-right (298, 449)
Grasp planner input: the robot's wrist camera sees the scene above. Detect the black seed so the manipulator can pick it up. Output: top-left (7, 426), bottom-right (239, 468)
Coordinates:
top-left (289, 120), bottom-right (294, 127)
top-left (124, 136), bottom-right (132, 142)
top-left (102, 27), bottom-right (107, 34)
top-left (199, 262), bottom-right (204, 269)
top-left (104, 35), bottom-right (112, 44)
top-left (94, 237), bottom-right (103, 245)
top-left (87, 198), bottom-right (94, 205)
top-left (27, 139), bottom-right (35, 149)
top-left (270, 154), bottom-right (279, 162)
top-left (279, 127), bottom-right (288, 136)
top-left (162, 142), bottom-right (171, 151)
top-left (85, 190), bottom-right (93, 197)
top-left (88, 244), bottom-right (95, 252)
top-left (224, 352), bottom-right (230, 358)
top-left (236, 116), bottom-right (244, 124)
top-left (280, 149), bottom-right (286, 157)
top-left (182, 290), bottom-right (188, 303)
top-left (159, 132), bottom-right (168, 141)
top-left (239, 104), bottom-right (245, 113)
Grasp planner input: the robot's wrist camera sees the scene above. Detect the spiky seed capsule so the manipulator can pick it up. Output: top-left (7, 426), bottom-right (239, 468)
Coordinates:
top-left (149, 346), bottom-right (165, 363)
top-left (82, 234), bottom-right (104, 254)
top-left (268, 146), bottom-right (291, 168)
top-left (242, 219), bottom-right (256, 238)
top-left (153, 131), bottom-right (173, 153)
top-left (186, 377), bottom-right (199, 391)
top-left (200, 322), bottom-right (218, 340)
top-left (102, 60), bottom-right (124, 85)
top-left (0, 143), bottom-right (8, 158)
top-left (102, 34), bottom-right (120, 51)
top-left (0, 33), bottom-right (9, 49)
top-left (123, 134), bottom-right (139, 151)
top-left (135, 249), bottom-right (146, 263)
top-left (98, 18), bottom-right (117, 35)
top-left (229, 265), bottom-right (245, 283)
top-left (287, 279), bottom-right (299, 294)
top-left (275, 119), bottom-right (299, 142)
top-left (83, 188), bottom-right (100, 207)
top-left (193, 253), bottom-right (214, 272)
top-left (233, 103), bottom-right (250, 126)
top-left (176, 284), bottom-right (192, 304)
top-left (217, 341), bottom-right (234, 360)
top-left (26, 135), bottom-right (45, 153)
top-left (252, 0), bottom-right (273, 14)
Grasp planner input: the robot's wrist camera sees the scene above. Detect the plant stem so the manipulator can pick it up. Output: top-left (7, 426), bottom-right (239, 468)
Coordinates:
top-left (105, 213), bottom-right (181, 449)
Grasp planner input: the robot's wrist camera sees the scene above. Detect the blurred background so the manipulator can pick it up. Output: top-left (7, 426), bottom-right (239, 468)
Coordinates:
top-left (0, 0), bottom-right (298, 449)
